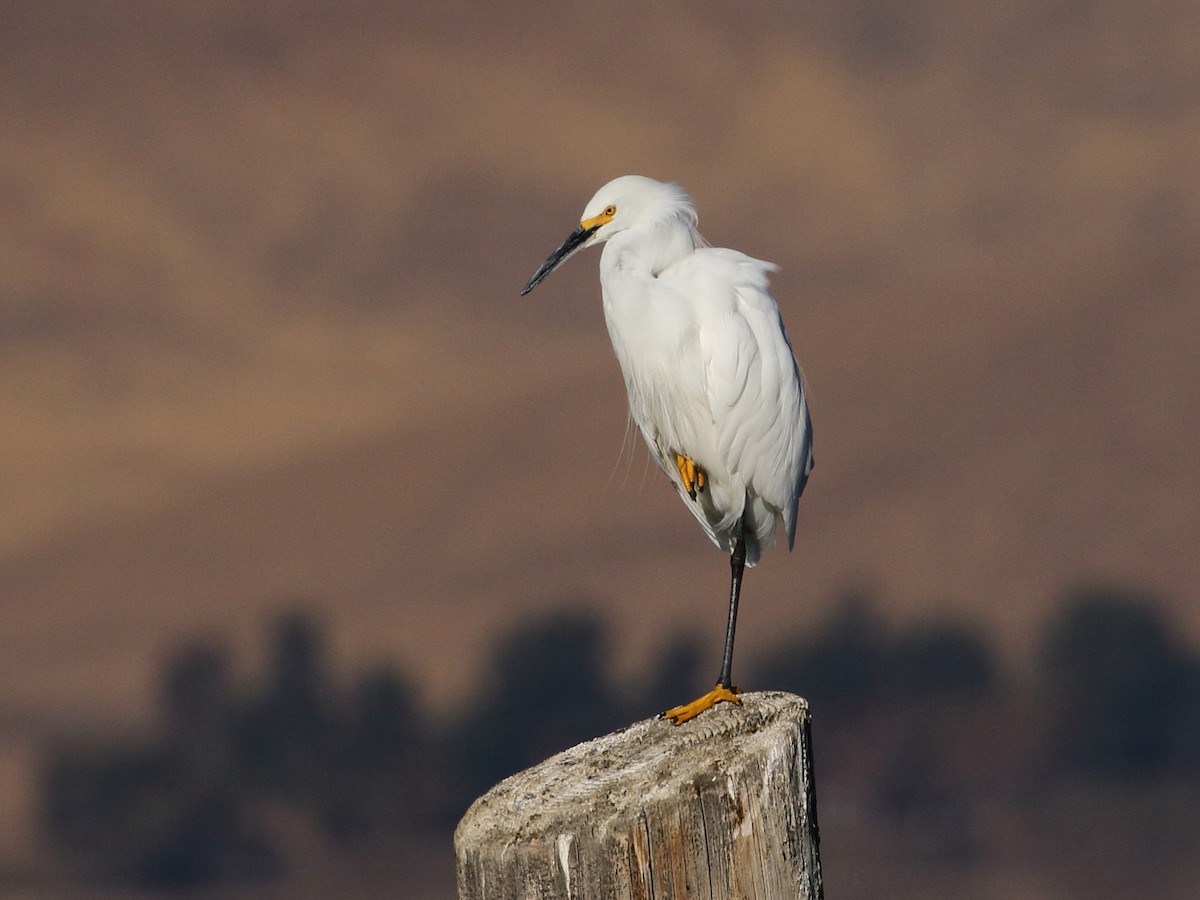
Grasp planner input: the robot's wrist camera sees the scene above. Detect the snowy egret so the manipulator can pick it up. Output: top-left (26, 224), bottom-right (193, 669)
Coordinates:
top-left (521, 175), bottom-right (814, 724)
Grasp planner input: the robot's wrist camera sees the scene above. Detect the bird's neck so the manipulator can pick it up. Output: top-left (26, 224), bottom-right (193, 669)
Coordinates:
top-left (602, 217), bottom-right (705, 281)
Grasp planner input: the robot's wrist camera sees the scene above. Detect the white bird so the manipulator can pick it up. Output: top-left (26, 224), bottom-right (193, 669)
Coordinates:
top-left (521, 175), bottom-right (814, 724)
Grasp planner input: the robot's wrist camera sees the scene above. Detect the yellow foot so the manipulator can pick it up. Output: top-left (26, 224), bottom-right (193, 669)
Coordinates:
top-left (674, 454), bottom-right (706, 500)
top-left (662, 684), bottom-right (742, 725)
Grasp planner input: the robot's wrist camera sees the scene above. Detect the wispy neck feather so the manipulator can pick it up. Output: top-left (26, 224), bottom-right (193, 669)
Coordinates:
top-left (612, 204), bottom-right (707, 277)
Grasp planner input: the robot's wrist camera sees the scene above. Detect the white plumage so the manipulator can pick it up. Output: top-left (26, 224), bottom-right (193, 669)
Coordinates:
top-left (522, 175), bottom-right (814, 723)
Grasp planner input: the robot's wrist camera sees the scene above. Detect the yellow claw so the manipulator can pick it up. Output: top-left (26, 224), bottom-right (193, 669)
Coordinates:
top-left (674, 453), bottom-right (704, 500)
top-left (662, 684), bottom-right (742, 725)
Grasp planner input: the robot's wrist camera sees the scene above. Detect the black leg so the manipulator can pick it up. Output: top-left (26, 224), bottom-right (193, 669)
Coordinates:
top-left (717, 529), bottom-right (747, 690)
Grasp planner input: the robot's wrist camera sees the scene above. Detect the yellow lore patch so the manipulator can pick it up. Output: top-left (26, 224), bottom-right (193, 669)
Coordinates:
top-left (580, 207), bottom-right (615, 231)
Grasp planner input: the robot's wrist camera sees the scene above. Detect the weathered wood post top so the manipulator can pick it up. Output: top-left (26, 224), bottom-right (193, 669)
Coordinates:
top-left (455, 691), bottom-right (822, 899)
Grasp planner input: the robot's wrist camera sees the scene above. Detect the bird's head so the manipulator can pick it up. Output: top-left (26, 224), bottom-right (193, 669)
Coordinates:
top-left (520, 176), bottom-right (695, 295)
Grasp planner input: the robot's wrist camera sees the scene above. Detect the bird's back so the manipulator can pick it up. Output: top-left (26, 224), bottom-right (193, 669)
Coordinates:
top-left (601, 242), bottom-right (813, 565)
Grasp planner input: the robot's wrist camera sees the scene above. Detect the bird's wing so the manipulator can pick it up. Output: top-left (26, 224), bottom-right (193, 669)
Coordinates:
top-left (675, 248), bottom-right (812, 548)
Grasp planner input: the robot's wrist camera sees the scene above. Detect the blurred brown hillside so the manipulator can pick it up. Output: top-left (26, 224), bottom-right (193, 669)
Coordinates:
top-left (0, 0), bottom-right (1197, 742)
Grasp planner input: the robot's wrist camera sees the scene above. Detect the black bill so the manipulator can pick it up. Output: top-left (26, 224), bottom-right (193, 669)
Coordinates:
top-left (520, 223), bottom-right (598, 295)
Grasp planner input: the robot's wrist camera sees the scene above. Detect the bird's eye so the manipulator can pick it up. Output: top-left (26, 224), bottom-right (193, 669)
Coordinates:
top-left (604, 205), bottom-right (616, 217)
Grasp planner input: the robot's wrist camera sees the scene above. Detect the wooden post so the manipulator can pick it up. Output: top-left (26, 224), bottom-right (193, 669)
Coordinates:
top-left (454, 691), bottom-right (822, 900)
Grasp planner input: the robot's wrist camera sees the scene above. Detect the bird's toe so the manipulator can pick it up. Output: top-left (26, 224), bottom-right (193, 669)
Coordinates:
top-left (662, 683), bottom-right (742, 725)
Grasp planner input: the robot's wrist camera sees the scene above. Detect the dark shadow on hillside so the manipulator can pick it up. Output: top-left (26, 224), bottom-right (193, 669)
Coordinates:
top-left (1038, 584), bottom-right (1200, 780)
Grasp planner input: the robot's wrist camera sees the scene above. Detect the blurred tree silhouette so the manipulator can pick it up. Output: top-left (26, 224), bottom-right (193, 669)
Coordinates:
top-left (1039, 585), bottom-right (1200, 779)
top-left (755, 596), bottom-right (879, 715)
top-left (638, 631), bottom-right (706, 721)
top-left (755, 593), bottom-right (998, 717)
top-left (161, 638), bottom-right (236, 778)
top-left (889, 618), bottom-right (997, 702)
top-left (322, 665), bottom-right (439, 838)
top-left (42, 607), bottom-right (432, 886)
top-left (40, 587), bottom-right (1200, 890)
top-left (237, 609), bottom-right (336, 794)
top-left (44, 638), bottom-right (281, 888)
top-left (752, 591), bottom-right (1002, 860)
top-left (444, 606), bottom-right (622, 808)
